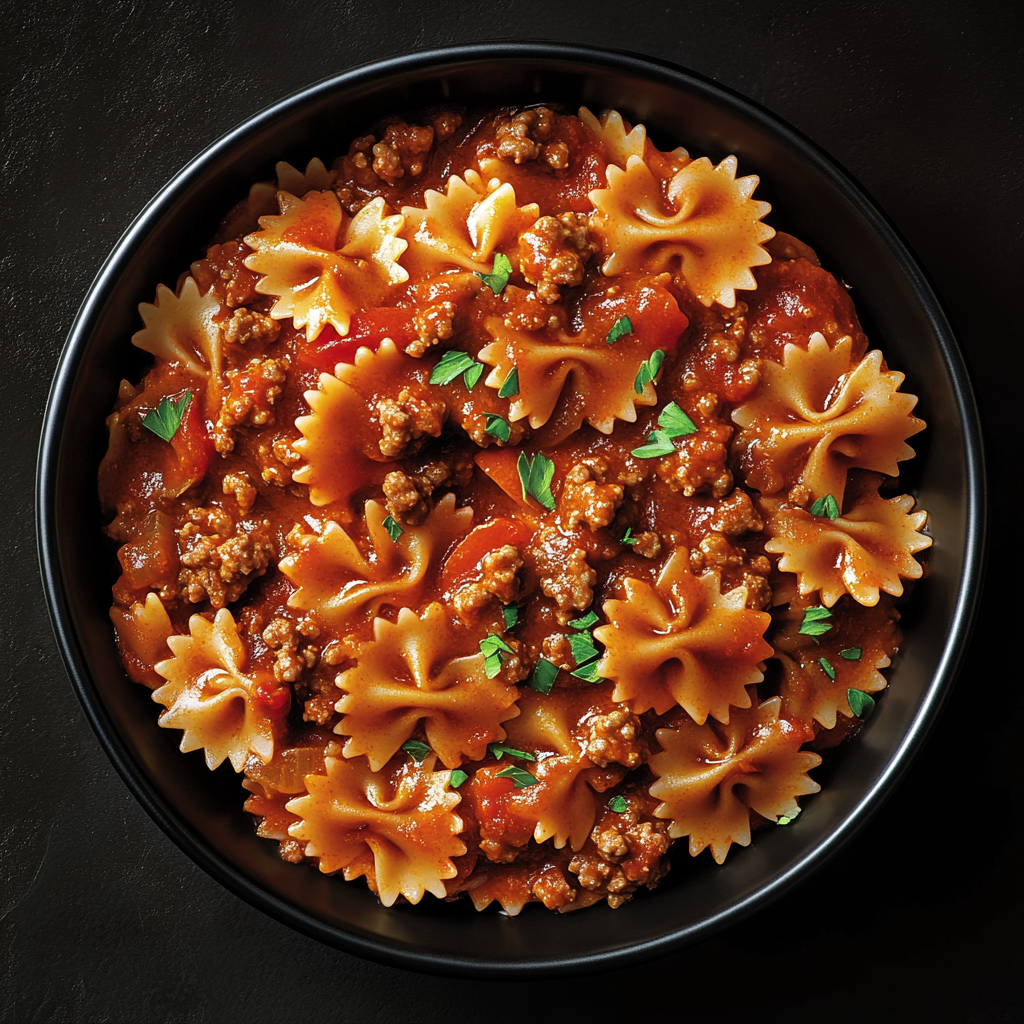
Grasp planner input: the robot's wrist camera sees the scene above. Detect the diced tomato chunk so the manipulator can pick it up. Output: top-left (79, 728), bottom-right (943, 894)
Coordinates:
top-left (294, 308), bottom-right (418, 373)
top-left (254, 680), bottom-right (291, 715)
top-left (440, 518), bottom-right (534, 592)
top-left (165, 395), bottom-right (213, 494)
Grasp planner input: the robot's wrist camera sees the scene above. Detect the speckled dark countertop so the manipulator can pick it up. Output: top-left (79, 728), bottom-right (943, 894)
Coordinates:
top-left (3, 2), bottom-right (1020, 1021)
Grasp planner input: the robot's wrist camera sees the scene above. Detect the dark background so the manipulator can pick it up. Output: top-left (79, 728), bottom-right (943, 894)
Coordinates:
top-left (3, 2), bottom-right (1021, 1021)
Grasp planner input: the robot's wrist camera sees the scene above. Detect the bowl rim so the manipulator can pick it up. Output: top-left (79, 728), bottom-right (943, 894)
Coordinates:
top-left (36, 41), bottom-right (988, 977)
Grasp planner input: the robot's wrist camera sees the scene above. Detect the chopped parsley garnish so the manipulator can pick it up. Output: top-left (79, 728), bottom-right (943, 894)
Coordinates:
top-left (569, 631), bottom-right (601, 666)
top-left (502, 603), bottom-right (519, 630)
top-left (605, 316), bottom-right (633, 345)
top-left (847, 689), bottom-right (876, 718)
top-left (840, 647), bottom-right (862, 661)
top-left (567, 609), bottom-right (605, 683)
top-left (449, 769), bottom-right (469, 788)
top-left (633, 348), bottom-right (666, 394)
top-left (571, 660), bottom-right (604, 683)
top-left (382, 515), bottom-right (403, 542)
top-left (527, 658), bottom-right (559, 694)
top-left (429, 349), bottom-right (485, 390)
top-left (484, 413), bottom-right (511, 443)
top-left (777, 807), bottom-right (802, 825)
top-left (609, 796), bottom-right (628, 813)
top-left (810, 494), bottom-right (840, 520)
top-left (516, 451), bottom-right (556, 510)
top-left (631, 429), bottom-right (676, 459)
top-left (621, 527), bottom-right (637, 546)
top-left (657, 401), bottom-right (698, 438)
top-left (798, 605), bottom-right (833, 639)
top-left (495, 765), bottom-right (538, 788)
top-left (401, 739), bottom-right (431, 762)
top-left (631, 401), bottom-right (697, 458)
top-left (819, 657), bottom-right (836, 680)
top-left (497, 366), bottom-right (520, 398)
top-left (476, 252), bottom-right (513, 294)
top-left (480, 633), bottom-right (513, 678)
top-left (487, 742), bottom-right (536, 763)
top-left (142, 391), bottom-right (192, 442)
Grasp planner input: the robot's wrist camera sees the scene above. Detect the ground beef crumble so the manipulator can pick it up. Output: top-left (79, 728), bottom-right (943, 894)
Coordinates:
top-left (530, 526), bottom-right (597, 623)
top-left (407, 301), bottom-right (456, 358)
top-left (452, 545), bottom-right (524, 626)
top-left (560, 457), bottom-right (624, 531)
top-left (656, 420), bottom-right (734, 497)
top-left (262, 615), bottom-right (320, 683)
top-left (493, 107), bottom-right (569, 169)
top-left (376, 387), bottom-right (447, 459)
top-left (584, 710), bottom-right (647, 768)
top-left (569, 798), bottom-right (671, 908)
top-left (382, 459), bottom-right (457, 526)
top-left (519, 213), bottom-right (597, 303)
top-left (175, 507), bottom-right (275, 608)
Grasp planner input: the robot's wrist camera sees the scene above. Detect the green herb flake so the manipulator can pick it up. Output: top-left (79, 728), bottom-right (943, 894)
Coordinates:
top-left (658, 401), bottom-right (698, 439)
top-left (777, 807), bottom-right (802, 826)
top-left (840, 647), bottom-right (863, 661)
top-left (449, 769), bottom-right (469, 788)
top-left (497, 366), bottom-right (520, 399)
top-left (429, 350), bottom-right (480, 386)
top-left (401, 739), bottom-right (431, 763)
top-left (633, 348), bottom-right (666, 394)
top-left (847, 689), bottom-right (876, 718)
top-left (142, 391), bottom-right (193, 442)
top-left (621, 527), bottom-right (637, 546)
top-left (568, 611), bottom-right (599, 630)
top-left (527, 658), bottom-right (559, 694)
top-left (810, 494), bottom-right (840, 520)
top-left (502, 603), bottom-right (519, 630)
top-left (487, 742), bottom-right (536, 763)
top-left (819, 657), bottom-right (836, 680)
top-left (516, 451), bottom-right (556, 510)
top-left (798, 605), bottom-right (833, 638)
top-left (631, 428), bottom-right (676, 459)
top-left (476, 252), bottom-right (513, 294)
top-left (480, 633), bottom-right (513, 679)
top-left (463, 361), bottom-right (484, 390)
top-left (382, 515), bottom-right (403, 542)
top-left (484, 413), bottom-right (511, 443)
top-left (605, 316), bottom-right (633, 345)
top-left (570, 661), bottom-right (605, 683)
top-left (609, 796), bottom-right (628, 813)
top-left (495, 765), bottom-right (538, 788)
top-left (569, 632), bottom-right (600, 666)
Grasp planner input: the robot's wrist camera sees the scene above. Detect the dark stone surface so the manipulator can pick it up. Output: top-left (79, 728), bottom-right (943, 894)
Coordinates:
top-left (2, 1), bottom-right (1020, 1020)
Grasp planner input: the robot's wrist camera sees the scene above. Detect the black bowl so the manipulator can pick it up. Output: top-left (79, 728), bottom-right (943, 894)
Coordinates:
top-left (36, 42), bottom-right (986, 977)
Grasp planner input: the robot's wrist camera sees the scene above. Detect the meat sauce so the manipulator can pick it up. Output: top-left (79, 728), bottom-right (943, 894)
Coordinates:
top-left (99, 105), bottom-right (928, 913)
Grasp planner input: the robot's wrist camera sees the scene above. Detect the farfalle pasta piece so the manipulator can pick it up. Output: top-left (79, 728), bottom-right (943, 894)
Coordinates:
top-left (463, 867), bottom-right (534, 916)
top-left (732, 333), bottom-right (925, 504)
top-left (578, 106), bottom-right (647, 167)
top-left (401, 170), bottom-right (538, 275)
top-left (132, 276), bottom-right (224, 383)
top-left (153, 608), bottom-right (280, 772)
top-left (764, 488), bottom-right (931, 607)
top-left (501, 689), bottom-right (602, 851)
top-left (589, 153), bottom-right (774, 307)
top-left (335, 603), bottom-right (520, 770)
top-left (109, 591), bottom-right (174, 688)
top-left (649, 697), bottom-right (821, 863)
top-left (286, 755), bottom-right (465, 905)
top-left (292, 338), bottom-right (427, 506)
top-left (478, 313), bottom-right (662, 433)
top-left (244, 190), bottom-right (407, 341)
top-left (772, 595), bottom-right (899, 729)
top-left (281, 495), bottom-right (472, 631)
top-left (596, 549), bottom-right (773, 723)
top-left (275, 157), bottom-right (333, 195)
